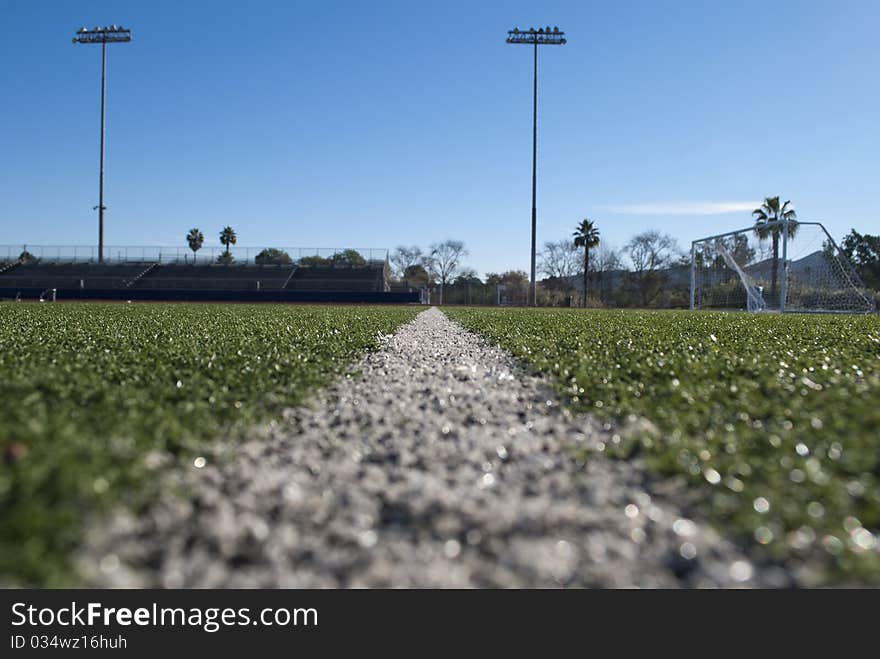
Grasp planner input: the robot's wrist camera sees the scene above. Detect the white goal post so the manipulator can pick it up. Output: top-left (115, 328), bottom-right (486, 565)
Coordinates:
top-left (689, 220), bottom-right (875, 314)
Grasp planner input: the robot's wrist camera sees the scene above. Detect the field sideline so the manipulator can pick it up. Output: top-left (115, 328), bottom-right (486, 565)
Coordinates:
top-left (1, 302), bottom-right (878, 585)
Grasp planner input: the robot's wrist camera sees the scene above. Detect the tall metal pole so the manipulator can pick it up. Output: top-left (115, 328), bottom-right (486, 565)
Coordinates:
top-left (529, 41), bottom-right (538, 307)
top-left (73, 25), bottom-right (131, 264)
top-left (507, 27), bottom-right (565, 308)
top-left (689, 242), bottom-right (696, 310)
top-left (780, 217), bottom-right (788, 313)
top-left (98, 41), bottom-right (107, 263)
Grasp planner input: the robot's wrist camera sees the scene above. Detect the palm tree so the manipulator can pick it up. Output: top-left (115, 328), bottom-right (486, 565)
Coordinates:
top-left (219, 226), bottom-right (237, 261)
top-left (752, 197), bottom-right (797, 303)
top-left (186, 228), bottom-right (204, 263)
top-left (573, 219), bottom-right (601, 307)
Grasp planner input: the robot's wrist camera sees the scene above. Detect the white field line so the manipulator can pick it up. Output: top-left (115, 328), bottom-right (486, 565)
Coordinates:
top-left (81, 308), bottom-right (773, 588)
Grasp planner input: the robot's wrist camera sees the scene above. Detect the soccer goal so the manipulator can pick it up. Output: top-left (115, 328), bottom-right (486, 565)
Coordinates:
top-left (690, 220), bottom-right (875, 314)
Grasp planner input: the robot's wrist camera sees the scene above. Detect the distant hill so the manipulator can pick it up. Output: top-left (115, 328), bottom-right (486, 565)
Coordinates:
top-left (545, 264), bottom-right (690, 292)
top-left (745, 250), bottom-right (827, 280)
top-left (544, 250), bottom-right (831, 293)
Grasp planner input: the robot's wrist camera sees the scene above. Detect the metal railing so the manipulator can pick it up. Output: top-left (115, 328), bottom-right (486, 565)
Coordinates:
top-left (2, 245), bottom-right (389, 265)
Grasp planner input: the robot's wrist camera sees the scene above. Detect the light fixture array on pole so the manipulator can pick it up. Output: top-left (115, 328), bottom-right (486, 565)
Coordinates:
top-left (506, 26), bottom-right (566, 306)
top-left (73, 25), bottom-right (132, 263)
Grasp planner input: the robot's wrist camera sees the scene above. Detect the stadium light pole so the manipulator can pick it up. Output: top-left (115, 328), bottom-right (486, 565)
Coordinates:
top-left (73, 25), bottom-right (132, 263)
top-left (506, 26), bottom-right (566, 306)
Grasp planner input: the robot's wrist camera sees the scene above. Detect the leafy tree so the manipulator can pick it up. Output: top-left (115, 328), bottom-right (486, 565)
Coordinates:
top-left (186, 228), bottom-right (204, 263)
top-left (708, 234), bottom-right (756, 271)
top-left (573, 219), bottom-right (601, 307)
top-left (497, 271), bottom-right (528, 286)
top-left (255, 248), bottom-right (293, 265)
top-left (840, 229), bottom-right (880, 290)
top-left (427, 240), bottom-right (468, 305)
top-left (539, 275), bottom-right (573, 293)
top-left (753, 197), bottom-right (797, 303)
top-left (219, 226), bottom-right (237, 260)
top-left (298, 255), bottom-right (330, 267)
top-left (18, 247), bottom-right (38, 264)
top-left (453, 268), bottom-right (482, 286)
top-left (330, 249), bottom-right (367, 267)
top-left (730, 233), bottom-right (756, 265)
top-left (488, 270), bottom-right (529, 304)
top-left (403, 264), bottom-right (431, 287)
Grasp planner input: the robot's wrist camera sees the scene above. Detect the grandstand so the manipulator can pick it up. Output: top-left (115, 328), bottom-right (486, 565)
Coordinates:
top-left (285, 265), bottom-right (387, 293)
top-left (0, 246), bottom-right (415, 303)
top-left (132, 264), bottom-right (295, 291)
top-left (0, 262), bottom-right (150, 290)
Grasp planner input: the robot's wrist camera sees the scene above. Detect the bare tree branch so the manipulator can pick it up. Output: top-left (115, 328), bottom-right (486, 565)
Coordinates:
top-left (390, 246), bottom-right (424, 278)
top-left (427, 240), bottom-right (468, 304)
top-left (539, 240), bottom-right (579, 279)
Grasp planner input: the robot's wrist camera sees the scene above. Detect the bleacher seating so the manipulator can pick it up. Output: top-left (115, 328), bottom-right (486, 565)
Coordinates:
top-left (133, 264), bottom-right (295, 291)
top-left (0, 262), bottom-right (150, 290)
top-left (285, 265), bottom-right (386, 292)
top-left (0, 261), bottom-right (390, 295)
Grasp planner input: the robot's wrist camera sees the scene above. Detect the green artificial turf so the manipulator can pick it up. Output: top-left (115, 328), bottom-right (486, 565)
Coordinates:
top-left (445, 307), bottom-right (880, 582)
top-left (0, 302), bottom-right (418, 586)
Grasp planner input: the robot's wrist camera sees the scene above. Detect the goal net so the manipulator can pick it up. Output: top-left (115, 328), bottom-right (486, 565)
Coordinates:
top-left (690, 220), bottom-right (875, 314)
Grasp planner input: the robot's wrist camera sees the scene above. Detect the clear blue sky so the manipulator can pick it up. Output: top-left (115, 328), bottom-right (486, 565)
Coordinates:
top-left (2, 0), bottom-right (878, 275)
